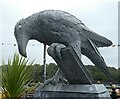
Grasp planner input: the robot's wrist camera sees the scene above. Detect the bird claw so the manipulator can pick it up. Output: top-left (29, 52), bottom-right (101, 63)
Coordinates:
top-left (47, 43), bottom-right (66, 60)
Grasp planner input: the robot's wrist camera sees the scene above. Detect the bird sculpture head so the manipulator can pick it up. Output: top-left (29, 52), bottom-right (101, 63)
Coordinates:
top-left (14, 19), bottom-right (30, 57)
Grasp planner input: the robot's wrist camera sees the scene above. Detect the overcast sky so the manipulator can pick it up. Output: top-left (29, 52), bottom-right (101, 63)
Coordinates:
top-left (0, 0), bottom-right (119, 68)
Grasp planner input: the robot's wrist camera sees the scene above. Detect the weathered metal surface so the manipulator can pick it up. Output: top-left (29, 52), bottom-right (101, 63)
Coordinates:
top-left (14, 10), bottom-right (113, 83)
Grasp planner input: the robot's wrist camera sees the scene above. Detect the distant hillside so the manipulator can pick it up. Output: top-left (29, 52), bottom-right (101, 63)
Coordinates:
top-left (29, 63), bottom-right (119, 83)
top-left (0, 63), bottom-right (119, 83)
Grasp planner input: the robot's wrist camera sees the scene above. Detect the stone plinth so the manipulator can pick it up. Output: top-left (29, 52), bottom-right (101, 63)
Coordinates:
top-left (33, 84), bottom-right (110, 99)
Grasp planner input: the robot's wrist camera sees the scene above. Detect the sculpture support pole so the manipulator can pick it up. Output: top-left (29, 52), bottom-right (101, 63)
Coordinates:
top-left (43, 44), bottom-right (46, 83)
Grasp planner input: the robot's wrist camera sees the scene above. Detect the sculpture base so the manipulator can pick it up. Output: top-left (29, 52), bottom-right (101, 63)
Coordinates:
top-left (33, 84), bottom-right (110, 99)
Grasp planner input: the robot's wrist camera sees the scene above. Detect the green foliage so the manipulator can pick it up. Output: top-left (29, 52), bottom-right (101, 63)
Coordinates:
top-left (118, 68), bottom-right (120, 82)
top-left (31, 64), bottom-right (43, 82)
top-left (30, 64), bottom-right (119, 83)
top-left (0, 53), bottom-right (33, 99)
top-left (108, 67), bottom-right (118, 81)
top-left (86, 65), bottom-right (119, 82)
top-left (46, 63), bottom-right (58, 79)
top-left (30, 63), bottom-right (58, 83)
top-left (86, 65), bottom-right (108, 81)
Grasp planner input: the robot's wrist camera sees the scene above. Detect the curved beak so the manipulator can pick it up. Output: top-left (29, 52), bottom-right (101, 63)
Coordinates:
top-left (15, 34), bottom-right (28, 57)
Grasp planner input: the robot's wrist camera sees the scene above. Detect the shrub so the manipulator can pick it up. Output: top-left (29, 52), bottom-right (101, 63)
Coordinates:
top-left (0, 53), bottom-right (33, 99)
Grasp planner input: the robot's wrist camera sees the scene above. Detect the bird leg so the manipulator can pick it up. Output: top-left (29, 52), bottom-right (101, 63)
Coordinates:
top-left (44, 43), bottom-right (68, 85)
top-left (44, 68), bottom-right (69, 86)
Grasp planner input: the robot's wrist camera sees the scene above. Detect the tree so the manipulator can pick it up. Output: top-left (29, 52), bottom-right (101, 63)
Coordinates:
top-left (30, 64), bottom-right (118, 83)
top-left (118, 68), bottom-right (120, 82)
top-left (46, 63), bottom-right (58, 79)
top-left (30, 63), bottom-right (58, 83)
top-left (31, 64), bottom-right (43, 82)
top-left (86, 65), bottom-right (118, 82)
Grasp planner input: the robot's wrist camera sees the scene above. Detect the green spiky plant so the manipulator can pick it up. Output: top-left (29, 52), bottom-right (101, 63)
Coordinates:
top-left (0, 53), bottom-right (34, 99)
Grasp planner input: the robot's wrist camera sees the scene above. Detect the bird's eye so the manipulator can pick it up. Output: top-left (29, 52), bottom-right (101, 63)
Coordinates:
top-left (18, 24), bottom-right (22, 30)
